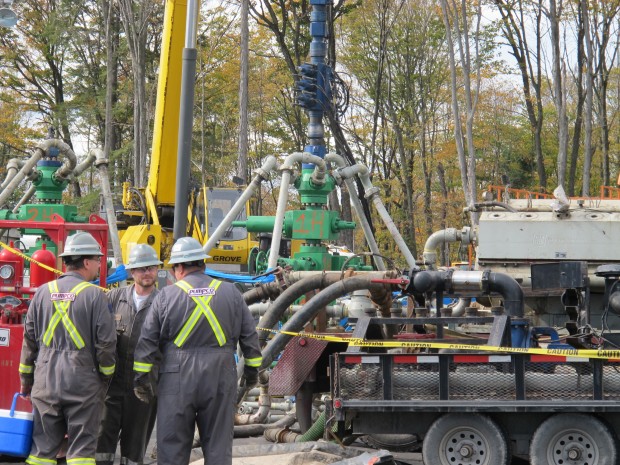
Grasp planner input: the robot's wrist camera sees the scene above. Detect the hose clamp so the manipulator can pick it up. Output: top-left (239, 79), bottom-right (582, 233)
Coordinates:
top-left (480, 269), bottom-right (491, 294)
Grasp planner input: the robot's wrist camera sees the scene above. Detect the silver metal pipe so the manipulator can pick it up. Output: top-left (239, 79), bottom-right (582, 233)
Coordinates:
top-left (69, 150), bottom-right (97, 180)
top-left (12, 185), bottom-right (37, 213)
top-left (248, 301), bottom-right (345, 318)
top-left (1, 158), bottom-right (26, 190)
top-left (239, 400), bottom-right (294, 412)
top-left (340, 164), bottom-right (416, 269)
top-left (267, 152), bottom-right (326, 270)
top-left (423, 227), bottom-right (473, 270)
top-left (203, 155), bottom-right (277, 254)
top-left (326, 152), bottom-right (385, 271)
top-left (450, 270), bottom-right (488, 292)
top-left (184, 0), bottom-right (199, 49)
top-left (51, 141), bottom-right (78, 182)
top-left (268, 164), bottom-right (292, 270)
top-left (95, 149), bottom-right (125, 270)
top-left (235, 372), bottom-right (271, 425)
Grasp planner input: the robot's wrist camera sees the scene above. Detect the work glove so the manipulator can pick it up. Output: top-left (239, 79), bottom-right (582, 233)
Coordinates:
top-left (20, 384), bottom-right (32, 399)
top-left (134, 384), bottom-right (154, 403)
top-left (244, 368), bottom-right (259, 390)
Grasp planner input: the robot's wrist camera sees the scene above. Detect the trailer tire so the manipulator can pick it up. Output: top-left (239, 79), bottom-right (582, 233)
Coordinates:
top-left (530, 413), bottom-right (617, 465)
top-left (422, 413), bottom-right (509, 465)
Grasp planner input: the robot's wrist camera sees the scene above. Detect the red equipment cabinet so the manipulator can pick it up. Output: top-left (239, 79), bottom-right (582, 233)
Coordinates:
top-left (0, 214), bottom-right (108, 411)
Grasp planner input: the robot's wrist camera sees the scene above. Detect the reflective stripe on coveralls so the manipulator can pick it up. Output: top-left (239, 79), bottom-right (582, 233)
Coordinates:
top-left (26, 456), bottom-right (57, 465)
top-left (19, 362), bottom-right (33, 374)
top-left (43, 281), bottom-right (91, 348)
top-left (245, 356), bottom-right (262, 367)
top-left (27, 455), bottom-right (96, 465)
top-left (133, 361), bottom-right (153, 373)
top-left (67, 458), bottom-right (96, 465)
top-left (173, 279), bottom-right (225, 347)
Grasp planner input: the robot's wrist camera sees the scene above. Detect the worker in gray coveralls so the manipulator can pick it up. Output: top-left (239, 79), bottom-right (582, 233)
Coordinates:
top-left (19, 231), bottom-right (117, 465)
top-left (96, 244), bottom-right (162, 465)
top-left (133, 236), bottom-right (262, 465)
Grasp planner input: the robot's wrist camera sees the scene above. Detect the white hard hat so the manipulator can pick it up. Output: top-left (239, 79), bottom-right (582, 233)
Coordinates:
top-left (59, 232), bottom-right (103, 257)
top-left (167, 237), bottom-right (210, 265)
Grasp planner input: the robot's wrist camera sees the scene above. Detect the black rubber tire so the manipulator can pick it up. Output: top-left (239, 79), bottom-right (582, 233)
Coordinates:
top-left (530, 413), bottom-right (617, 465)
top-left (421, 413), bottom-right (509, 465)
top-left (362, 434), bottom-right (421, 452)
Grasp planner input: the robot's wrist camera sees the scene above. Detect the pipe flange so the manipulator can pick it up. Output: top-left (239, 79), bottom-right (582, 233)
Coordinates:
top-left (444, 269), bottom-right (455, 294)
top-left (480, 269), bottom-right (491, 294)
top-left (460, 226), bottom-right (473, 245)
top-left (253, 167), bottom-right (271, 180)
top-left (331, 169), bottom-right (344, 185)
top-left (364, 186), bottom-right (380, 199)
top-left (278, 165), bottom-right (295, 174)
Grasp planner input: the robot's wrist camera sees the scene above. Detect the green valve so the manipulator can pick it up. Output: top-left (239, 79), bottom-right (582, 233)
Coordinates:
top-left (33, 165), bottom-right (68, 201)
top-left (294, 169), bottom-right (336, 205)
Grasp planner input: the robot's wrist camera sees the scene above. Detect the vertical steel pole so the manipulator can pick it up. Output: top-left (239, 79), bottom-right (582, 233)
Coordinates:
top-left (173, 0), bottom-right (199, 240)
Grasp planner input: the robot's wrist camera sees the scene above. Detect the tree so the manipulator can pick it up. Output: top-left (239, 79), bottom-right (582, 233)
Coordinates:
top-left (440, 0), bottom-right (486, 224)
top-left (494, 0), bottom-right (547, 191)
top-left (0, 0), bottom-right (81, 148)
top-left (117, 0), bottom-right (159, 186)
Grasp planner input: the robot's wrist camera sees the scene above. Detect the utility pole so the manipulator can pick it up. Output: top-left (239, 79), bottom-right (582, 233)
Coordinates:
top-left (173, 0), bottom-right (199, 240)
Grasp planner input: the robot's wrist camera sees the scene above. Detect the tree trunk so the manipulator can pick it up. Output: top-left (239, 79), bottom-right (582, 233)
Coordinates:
top-left (549, 0), bottom-right (568, 188)
top-left (581, 0), bottom-right (594, 196)
top-left (568, 1), bottom-right (585, 196)
top-left (119, 0), bottom-right (153, 187)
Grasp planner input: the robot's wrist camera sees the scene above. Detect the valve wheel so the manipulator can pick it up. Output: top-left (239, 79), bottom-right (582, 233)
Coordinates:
top-left (254, 249), bottom-right (270, 274)
top-left (530, 414), bottom-right (616, 465)
top-left (422, 413), bottom-right (509, 465)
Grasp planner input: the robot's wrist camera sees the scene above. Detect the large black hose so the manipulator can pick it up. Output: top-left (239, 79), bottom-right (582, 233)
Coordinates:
top-left (412, 270), bottom-right (524, 317)
top-left (237, 272), bottom-right (344, 381)
top-left (244, 282), bottom-right (283, 306)
top-left (260, 275), bottom-right (391, 369)
top-left (256, 272), bottom-right (342, 346)
top-left (487, 272), bottom-right (524, 317)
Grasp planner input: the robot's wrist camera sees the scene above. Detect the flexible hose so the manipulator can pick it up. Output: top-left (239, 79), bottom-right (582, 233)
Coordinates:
top-left (256, 272), bottom-right (342, 346)
top-left (234, 413), bottom-right (297, 438)
top-left (260, 274), bottom-right (391, 370)
top-left (243, 281), bottom-right (284, 305)
top-left (237, 272), bottom-right (344, 381)
top-left (298, 411), bottom-right (326, 442)
top-left (412, 270), bottom-right (524, 317)
top-left (263, 411), bottom-right (336, 443)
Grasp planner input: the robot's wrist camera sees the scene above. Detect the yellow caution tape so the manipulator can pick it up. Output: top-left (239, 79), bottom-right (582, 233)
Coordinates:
top-left (0, 239), bottom-right (62, 275)
top-left (256, 327), bottom-right (620, 360)
top-left (0, 239), bottom-right (108, 291)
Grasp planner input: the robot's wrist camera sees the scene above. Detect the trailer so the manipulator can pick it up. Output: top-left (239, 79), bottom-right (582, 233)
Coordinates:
top-left (325, 263), bottom-right (620, 465)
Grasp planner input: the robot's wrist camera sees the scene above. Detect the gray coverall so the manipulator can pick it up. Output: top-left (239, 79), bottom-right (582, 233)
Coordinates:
top-left (19, 271), bottom-right (116, 465)
top-left (133, 271), bottom-right (262, 465)
top-left (96, 284), bottom-right (159, 465)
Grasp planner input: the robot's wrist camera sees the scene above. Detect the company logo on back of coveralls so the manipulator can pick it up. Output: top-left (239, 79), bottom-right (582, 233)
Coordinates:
top-left (51, 292), bottom-right (76, 301)
top-left (188, 288), bottom-right (216, 297)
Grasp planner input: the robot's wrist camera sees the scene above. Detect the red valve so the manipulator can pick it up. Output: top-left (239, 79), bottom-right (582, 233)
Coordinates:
top-left (370, 277), bottom-right (410, 288)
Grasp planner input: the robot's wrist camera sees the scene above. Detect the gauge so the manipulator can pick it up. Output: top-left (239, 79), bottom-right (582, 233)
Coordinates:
top-left (0, 295), bottom-right (21, 307)
top-left (0, 265), bottom-right (14, 280)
